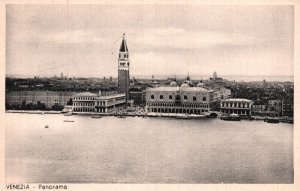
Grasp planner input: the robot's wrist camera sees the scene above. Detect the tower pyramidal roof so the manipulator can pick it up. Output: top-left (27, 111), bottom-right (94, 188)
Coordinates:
top-left (119, 33), bottom-right (128, 52)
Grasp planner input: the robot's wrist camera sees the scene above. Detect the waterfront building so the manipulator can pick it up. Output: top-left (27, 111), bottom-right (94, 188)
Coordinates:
top-left (251, 99), bottom-right (283, 117)
top-left (72, 92), bottom-right (97, 112)
top-left (145, 75), bottom-right (231, 115)
top-left (129, 89), bottom-right (146, 106)
top-left (145, 83), bottom-right (215, 114)
top-left (118, 34), bottom-right (130, 102)
top-left (282, 98), bottom-right (293, 117)
top-left (268, 100), bottom-right (282, 113)
top-left (72, 91), bottom-right (126, 113)
top-left (252, 101), bottom-right (267, 116)
top-left (251, 101), bottom-right (280, 117)
top-left (5, 90), bottom-right (75, 109)
top-left (94, 93), bottom-right (126, 113)
top-left (220, 98), bottom-right (253, 116)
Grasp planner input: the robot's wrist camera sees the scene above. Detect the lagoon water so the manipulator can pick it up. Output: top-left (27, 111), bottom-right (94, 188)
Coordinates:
top-left (5, 113), bottom-right (293, 183)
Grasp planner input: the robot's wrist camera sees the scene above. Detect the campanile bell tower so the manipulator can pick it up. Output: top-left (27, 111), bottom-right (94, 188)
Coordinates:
top-left (118, 34), bottom-right (130, 102)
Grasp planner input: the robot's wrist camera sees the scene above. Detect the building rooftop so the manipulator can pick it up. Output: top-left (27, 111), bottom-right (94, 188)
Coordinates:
top-left (180, 83), bottom-right (190, 88)
top-left (146, 86), bottom-right (211, 93)
top-left (96, 93), bottom-right (125, 100)
top-left (73, 92), bottom-right (98, 97)
top-left (222, 98), bottom-right (252, 102)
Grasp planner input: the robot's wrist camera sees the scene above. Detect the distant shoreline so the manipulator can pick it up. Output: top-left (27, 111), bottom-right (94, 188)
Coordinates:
top-left (5, 75), bottom-right (294, 82)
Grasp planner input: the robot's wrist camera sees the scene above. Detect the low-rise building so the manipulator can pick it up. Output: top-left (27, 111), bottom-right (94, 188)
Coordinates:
top-left (268, 100), bottom-right (282, 113)
top-left (252, 102), bottom-right (267, 116)
top-left (6, 90), bottom-right (75, 109)
top-left (251, 101), bottom-right (280, 117)
top-left (129, 90), bottom-right (146, 106)
top-left (282, 98), bottom-right (293, 117)
top-left (220, 98), bottom-right (253, 116)
top-left (72, 92), bottom-right (97, 112)
top-left (95, 93), bottom-right (126, 113)
top-left (72, 91), bottom-right (126, 113)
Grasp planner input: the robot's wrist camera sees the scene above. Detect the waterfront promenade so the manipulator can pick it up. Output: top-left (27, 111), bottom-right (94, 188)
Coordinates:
top-left (6, 110), bottom-right (293, 122)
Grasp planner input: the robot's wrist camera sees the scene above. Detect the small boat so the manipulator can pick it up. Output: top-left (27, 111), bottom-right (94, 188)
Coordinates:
top-left (116, 115), bottom-right (126, 118)
top-left (91, 115), bottom-right (102, 119)
top-left (287, 119), bottom-right (294, 124)
top-left (221, 113), bottom-right (241, 121)
top-left (176, 115), bottom-right (192, 119)
top-left (264, 117), bottom-right (280, 123)
top-left (61, 105), bottom-right (73, 113)
top-left (248, 116), bottom-right (254, 121)
top-left (64, 120), bottom-right (74, 122)
top-left (64, 112), bottom-right (73, 116)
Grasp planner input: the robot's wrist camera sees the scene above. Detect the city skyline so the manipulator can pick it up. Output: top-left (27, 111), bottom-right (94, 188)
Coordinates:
top-left (6, 5), bottom-right (294, 78)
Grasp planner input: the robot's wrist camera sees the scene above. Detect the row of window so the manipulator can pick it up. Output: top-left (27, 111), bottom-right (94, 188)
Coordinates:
top-left (148, 108), bottom-right (209, 114)
top-left (10, 99), bottom-right (62, 103)
top-left (11, 96), bottom-right (61, 98)
top-left (221, 102), bottom-right (250, 108)
top-left (74, 96), bottom-right (95, 101)
top-left (73, 103), bottom-right (94, 107)
top-left (221, 109), bottom-right (250, 115)
top-left (73, 108), bottom-right (94, 112)
top-left (147, 102), bottom-right (209, 108)
top-left (96, 108), bottom-right (107, 113)
top-left (95, 101), bottom-right (107, 106)
top-left (150, 95), bottom-right (206, 101)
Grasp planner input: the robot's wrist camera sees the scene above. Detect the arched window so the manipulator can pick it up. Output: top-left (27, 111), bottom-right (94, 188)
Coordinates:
top-left (169, 95), bottom-right (172, 99)
top-left (184, 95), bottom-right (187, 100)
top-left (193, 96), bottom-right (197, 101)
top-left (160, 95), bottom-right (163, 99)
top-left (203, 97), bottom-right (206, 101)
top-left (151, 95), bottom-right (154, 99)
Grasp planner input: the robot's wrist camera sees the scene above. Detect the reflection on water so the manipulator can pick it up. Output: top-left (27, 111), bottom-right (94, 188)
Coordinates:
top-left (5, 113), bottom-right (293, 183)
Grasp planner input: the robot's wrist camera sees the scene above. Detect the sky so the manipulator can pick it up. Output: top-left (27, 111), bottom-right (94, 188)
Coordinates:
top-left (6, 4), bottom-right (294, 78)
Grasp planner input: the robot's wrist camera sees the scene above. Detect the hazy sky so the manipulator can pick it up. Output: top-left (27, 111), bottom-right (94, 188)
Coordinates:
top-left (6, 4), bottom-right (294, 78)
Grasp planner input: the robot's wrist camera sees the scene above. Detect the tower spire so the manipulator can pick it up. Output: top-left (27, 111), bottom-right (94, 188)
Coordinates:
top-left (119, 33), bottom-right (128, 52)
top-left (187, 72), bottom-right (190, 81)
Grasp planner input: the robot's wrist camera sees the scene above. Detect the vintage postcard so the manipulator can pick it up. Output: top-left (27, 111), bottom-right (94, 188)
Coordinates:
top-left (0, 0), bottom-right (299, 191)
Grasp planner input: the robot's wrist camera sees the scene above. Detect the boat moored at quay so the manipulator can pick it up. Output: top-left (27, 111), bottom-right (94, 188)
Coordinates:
top-left (220, 113), bottom-right (241, 121)
top-left (264, 117), bottom-right (280, 123)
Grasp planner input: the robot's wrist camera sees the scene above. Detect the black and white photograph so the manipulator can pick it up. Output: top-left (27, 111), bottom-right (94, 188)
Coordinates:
top-left (1, 0), bottom-right (299, 189)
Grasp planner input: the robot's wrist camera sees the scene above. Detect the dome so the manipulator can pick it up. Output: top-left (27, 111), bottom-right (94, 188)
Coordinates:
top-left (183, 79), bottom-right (194, 87)
top-left (180, 83), bottom-right (190, 88)
top-left (197, 82), bottom-right (205, 88)
top-left (170, 81), bottom-right (178, 87)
